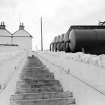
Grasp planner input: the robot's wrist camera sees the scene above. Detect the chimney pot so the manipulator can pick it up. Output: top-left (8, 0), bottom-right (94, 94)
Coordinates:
top-left (0, 21), bottom-right (5, 29)
top-left (19, 22), bottom-right (24, 30)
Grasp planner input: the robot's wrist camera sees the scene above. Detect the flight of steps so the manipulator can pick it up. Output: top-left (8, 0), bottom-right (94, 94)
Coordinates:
top-left (10, 55), bottom-right (76, 105)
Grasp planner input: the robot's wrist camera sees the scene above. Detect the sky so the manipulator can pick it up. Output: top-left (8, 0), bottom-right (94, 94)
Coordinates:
top-left (0, 0), bottom-right (105, 50)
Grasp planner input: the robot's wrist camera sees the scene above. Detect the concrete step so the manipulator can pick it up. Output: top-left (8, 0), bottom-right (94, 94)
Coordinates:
top-left (10, 97), bottom-right (76, 105)
top-left (16, 85), bottom-right (62, 90)
top-left (16, 79), bottom-right (62, 89)
top-left (25, 62), bottom-right (43, 67)
top-left (20, 72), bottom-right (54, 77)
top-left (10, 91), bottom-right (73, 100)
top-left (26, 57), bottom-right (43, 66)
top-left (22, 66), bottom-right (49, 72)
top-left (20, 75), bottom-right (55, 80)
top-left (15, 85), bottom-right (64, 93)
top-left (21, 70), bottom-right (54, 77)
top-left (20, 72), bottom-right (55, 80)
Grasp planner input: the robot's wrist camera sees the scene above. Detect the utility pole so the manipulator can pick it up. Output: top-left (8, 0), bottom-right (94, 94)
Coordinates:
top-left (41, 16), bottom-right (43, 51)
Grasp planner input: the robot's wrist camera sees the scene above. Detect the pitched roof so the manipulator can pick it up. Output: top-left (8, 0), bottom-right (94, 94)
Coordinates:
top-left (0, 29), bottom-right (12, 37)
top-left (0, 22), bottom-right (12, 37)
top-left (13, 29), bottom-right (32, 37)
top-left (13, 23), bottom-right (33, 38)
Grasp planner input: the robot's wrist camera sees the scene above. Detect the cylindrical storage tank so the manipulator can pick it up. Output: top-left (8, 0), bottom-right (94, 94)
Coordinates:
top-left (50, 42), bottom-right (54, 51)
top-left (54, 36), bottom-right (57, 43)
top-left (56, 35), bottom-right (61, 51)
top-left (69, 29), bottom-right (105, 53)
top-left (57, 35), bottom-right (60, 42)
top-left (60, 34), bottom-right (65, 51)
top-left (64, 31), bottom-right (70, 42)
top-left (96, 29), bottom-right (105, 45)
top-left (60, 34), bottom-right (64, 42)
top-left (53, 36), bottom-right (58, 51)
top-left (64, 29), bottom-right (71, 52)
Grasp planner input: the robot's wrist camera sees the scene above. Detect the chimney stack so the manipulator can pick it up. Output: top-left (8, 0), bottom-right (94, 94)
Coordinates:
top-left (0, 21), bottom-right (6, 29)
top-left (19, 22), bottom-right (24, 30)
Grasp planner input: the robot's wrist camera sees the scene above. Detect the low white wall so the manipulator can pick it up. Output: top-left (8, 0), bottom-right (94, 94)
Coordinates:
top-left (0, 48), bottom-right (28, 91)
top-left (0, 45), bottom-right (32, 57)
top-left (36, 51), bottom-right (105, 96)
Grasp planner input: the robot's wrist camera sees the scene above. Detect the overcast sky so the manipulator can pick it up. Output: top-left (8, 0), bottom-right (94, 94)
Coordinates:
top-left (0, 0), bottom-right (105, 50)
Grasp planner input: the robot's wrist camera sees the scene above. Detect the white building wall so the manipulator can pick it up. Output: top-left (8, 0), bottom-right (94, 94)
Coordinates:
top-left (0, 37), bottom-right (11, 44)
top-left (13, 37), bottom-right (32, 51)
top-left (0, 46), bottom-right (23, 53)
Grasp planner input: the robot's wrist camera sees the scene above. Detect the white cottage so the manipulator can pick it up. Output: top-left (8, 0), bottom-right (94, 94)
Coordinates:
top-left (13, 23), bottom-right (32, 51)
top-left (0, 22), bottom-right (32, 55)
top-left (0, 22), bottom-right (12, 45)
